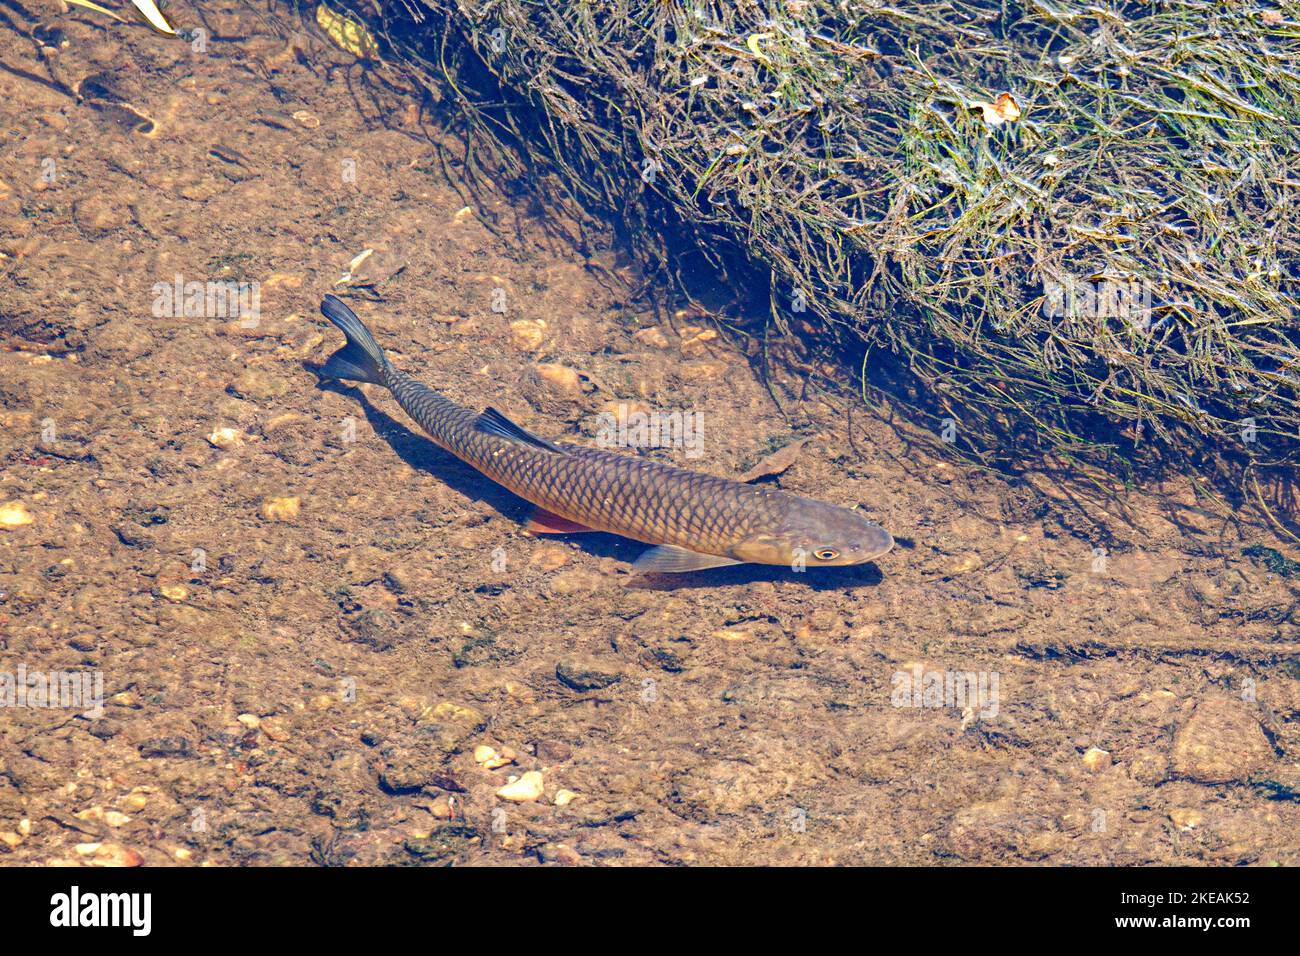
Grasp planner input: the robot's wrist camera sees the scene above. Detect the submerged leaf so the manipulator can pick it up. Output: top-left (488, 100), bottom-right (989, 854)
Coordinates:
top-left (739, 437), bottom-right (811, 482)
top-left (973, 92), bottom-right (1021, 126)
top-left (317, 3), bottom-right (380, 60)
top-left (130, 0), bottom-right (176, 34)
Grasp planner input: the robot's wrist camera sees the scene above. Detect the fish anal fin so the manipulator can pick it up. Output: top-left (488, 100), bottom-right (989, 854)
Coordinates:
top-left (524, 507), bottom-right (596, 534)
top-left (633, 544), bottom-right (742, 573)
top-left (476, 407), bottom-right (565, 453)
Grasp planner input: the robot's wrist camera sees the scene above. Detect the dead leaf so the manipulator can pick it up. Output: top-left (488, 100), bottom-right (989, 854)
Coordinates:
top-left (317, 3), bottom-right (380, 60)
top-left (739, 437), bottom-right (811, 482)
top-left (974, 92), bottom-right (1021, 126)
top-left (131, 0), bottom-right (176, 34)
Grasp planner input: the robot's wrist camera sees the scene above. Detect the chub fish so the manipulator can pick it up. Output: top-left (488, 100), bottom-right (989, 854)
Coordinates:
top-left (317, 295), bottom-right (893, 573)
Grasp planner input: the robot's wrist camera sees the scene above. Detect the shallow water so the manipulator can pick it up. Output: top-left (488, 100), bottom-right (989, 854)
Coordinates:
top-left (0, 2), bottom-right (1297, 866)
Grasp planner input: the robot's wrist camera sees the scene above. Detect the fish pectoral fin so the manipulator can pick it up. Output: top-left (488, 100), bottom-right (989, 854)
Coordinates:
top-left (524, 507), bottom-right (596, 534)
top-left (633, 544), bottom-right (743, 573)
top-left (476, 407), bottom-right (566, 454)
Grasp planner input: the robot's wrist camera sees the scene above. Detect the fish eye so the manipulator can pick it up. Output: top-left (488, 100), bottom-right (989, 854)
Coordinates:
top-left (814, 548), bottom-right (839, 561)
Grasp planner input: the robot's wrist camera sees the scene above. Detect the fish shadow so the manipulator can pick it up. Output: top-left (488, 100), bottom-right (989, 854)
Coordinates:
top-left (315, 374), bottom-right (887, 589)
top-left (630, 562), bottom-right (884, 592)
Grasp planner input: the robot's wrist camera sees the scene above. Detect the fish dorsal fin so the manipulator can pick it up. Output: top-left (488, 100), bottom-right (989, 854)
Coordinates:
top-left (476, 407), bottom-right (566, 453)
top-left (633, 544), bottom-right (742, 573)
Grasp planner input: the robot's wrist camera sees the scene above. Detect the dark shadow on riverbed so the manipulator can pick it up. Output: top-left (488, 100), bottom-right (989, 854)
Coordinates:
top-left (628, 561), bottom-right (884, 592)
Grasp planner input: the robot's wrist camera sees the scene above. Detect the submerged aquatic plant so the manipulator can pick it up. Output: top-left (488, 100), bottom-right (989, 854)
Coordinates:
top-left (291, 0), bottom-right (1300, 486)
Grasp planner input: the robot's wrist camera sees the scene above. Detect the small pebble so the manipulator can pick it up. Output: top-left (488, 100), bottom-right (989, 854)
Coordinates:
top-left (474, 745), bottom-right (515, 770)
top-left (535, 740), bottom-right (573, 763)
top-left (1170, 808), bottom-right (1204, 831)
top-left (555, 659), bottom-right (622, 692)
top-left (529, 545), bottom-right (570, 571)
top-left (509, 319), bottom-right (547, 351)
top-left (88, 843), bottom-right (142, 867)
top-left (496, 770), bottom-right (544, 802)
top-left (632, 327), bottom-right (670, 349)
top-left (678, 326), bottom-right (718, 355)
top-left (539, 842), bottom-right (582, 866)
top-left (0, 501), bottom-right (34, 528)
top-left (206, 426), bottom-right (243, 449)
top-left (534, 363), bottom-right (581, 397)
top-left (426, 796), bottom-right (456, 819)
top-left (260, 496), bottom-right (301, 522)
top-left (1082, 747), bottom-right (1112, 772)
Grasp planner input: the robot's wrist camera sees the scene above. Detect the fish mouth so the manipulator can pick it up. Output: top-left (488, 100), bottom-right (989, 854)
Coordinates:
top-left (844, 527), bottom-right (894, 565)
top-left (871, 528), bottom-right (895, 558)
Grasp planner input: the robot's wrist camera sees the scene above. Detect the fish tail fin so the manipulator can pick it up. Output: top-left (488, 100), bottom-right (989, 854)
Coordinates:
top-left (319, 294), bottom-right (387, 385)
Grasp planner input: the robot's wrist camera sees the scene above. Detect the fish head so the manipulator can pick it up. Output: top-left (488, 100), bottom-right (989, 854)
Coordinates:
top-left (730, 499), bottom-right (893, 567)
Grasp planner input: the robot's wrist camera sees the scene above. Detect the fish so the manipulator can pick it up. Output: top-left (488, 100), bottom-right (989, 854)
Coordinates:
top-left (316, 294), bottom-right (894, 573)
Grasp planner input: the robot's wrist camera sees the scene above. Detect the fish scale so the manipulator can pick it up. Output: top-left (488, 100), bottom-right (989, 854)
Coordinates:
top-left (390, 365), bottom-right (780, 552)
